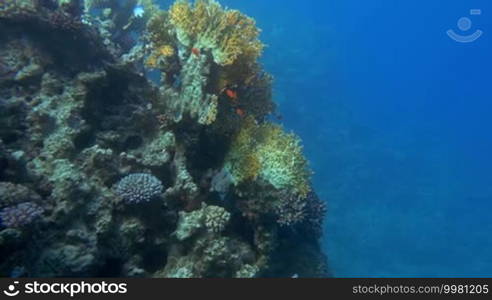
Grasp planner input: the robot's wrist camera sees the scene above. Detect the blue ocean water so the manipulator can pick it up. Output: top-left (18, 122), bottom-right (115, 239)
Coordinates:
top-left (159, 0), bottom-right (492, 277)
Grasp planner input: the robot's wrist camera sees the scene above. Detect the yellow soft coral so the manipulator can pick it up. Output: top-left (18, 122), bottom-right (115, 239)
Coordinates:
top-left (225, 118), bottom-right (311, 197)
top-left (145, 55), bottom-right (158, 69)
top-left (256, 124), bottom-right (311, 198)
top-left (225, 117), bottom-right (261, 183)
top-left (158, 45), bottom-right (175, 57)
top-left (145, 45), bottom-right (174, 69)
top-left (168, 0), bottom-right (263, 66)
top-left (169, 0), bottom-right (194, 34)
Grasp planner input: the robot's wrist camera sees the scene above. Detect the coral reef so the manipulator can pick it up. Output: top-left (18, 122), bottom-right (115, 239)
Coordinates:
top-left (145, 0), bottom-right (273, 127)
top-left (0, 0), bottom-right (328, 278)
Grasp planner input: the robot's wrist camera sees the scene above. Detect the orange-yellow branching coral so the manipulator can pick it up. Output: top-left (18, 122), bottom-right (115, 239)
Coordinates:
top-left (146, 10), bottom-right (175, 67)
top-left (144, 0), bottom-right (266, 126)
top-left (145, 44), bottom-right (175, 69)
top-left (158, 45), bottom-right (175, 57)
top-left (169, 0), bottom-right (263, 66)
top-left (145, 54), bottom-right (158, 69)
top-left (168, 0), bottom-right (194, 35)
top-left (225, 118), bottom-right (311, 197)
top-left (224, 117), bottom-right (262, 183)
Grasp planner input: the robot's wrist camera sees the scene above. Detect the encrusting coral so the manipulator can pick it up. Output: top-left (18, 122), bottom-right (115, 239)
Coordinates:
top-left (0, 0), bottom-right (328, 278)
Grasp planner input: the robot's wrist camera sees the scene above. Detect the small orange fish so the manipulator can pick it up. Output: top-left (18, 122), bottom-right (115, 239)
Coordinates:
top-left (225, 89), bottom-right (237, 100)
top-left (235, 108), bottom-right (246, 117)
top-left (191, 48), bottom-right (200, 57)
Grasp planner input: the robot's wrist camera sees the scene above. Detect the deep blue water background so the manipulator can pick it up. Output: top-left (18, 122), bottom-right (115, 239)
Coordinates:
top-left (160, 0), bottom-right (492, 277)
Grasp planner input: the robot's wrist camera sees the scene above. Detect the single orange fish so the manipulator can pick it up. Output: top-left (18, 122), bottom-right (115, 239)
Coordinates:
top-left (191, 47), bottom-right (200, 56)
top-left (225, 89), bottom-right (237, 100)
top-left (235, 108), bottom-right (246, 117)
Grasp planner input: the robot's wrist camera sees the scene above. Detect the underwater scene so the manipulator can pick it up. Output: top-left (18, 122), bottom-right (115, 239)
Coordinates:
top-left (0, 0), bottom-right (491, 278)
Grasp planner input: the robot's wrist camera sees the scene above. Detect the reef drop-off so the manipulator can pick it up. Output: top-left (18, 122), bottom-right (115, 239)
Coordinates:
top-left (0, 0), bottom-right (328, 278)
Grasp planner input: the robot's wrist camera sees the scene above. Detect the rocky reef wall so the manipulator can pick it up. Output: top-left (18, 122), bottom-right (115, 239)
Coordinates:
top-left (0, 0), bottom-right (328, 278)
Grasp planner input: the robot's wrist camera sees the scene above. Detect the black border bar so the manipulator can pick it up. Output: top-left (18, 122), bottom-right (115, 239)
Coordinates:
top-left (1, 278), bottom-right (491, 299)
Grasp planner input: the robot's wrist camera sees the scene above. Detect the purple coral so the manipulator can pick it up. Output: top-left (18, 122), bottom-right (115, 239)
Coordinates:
top-left (114, 173), bottom-right (163, 204)
top-left (0, 202), bottom-right (44, 228)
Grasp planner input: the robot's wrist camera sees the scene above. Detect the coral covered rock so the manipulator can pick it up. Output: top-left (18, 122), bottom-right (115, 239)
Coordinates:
top-left (145, 0), bottom-right (271, 127)
top-left (0, 0), bottom-right (328, 278)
